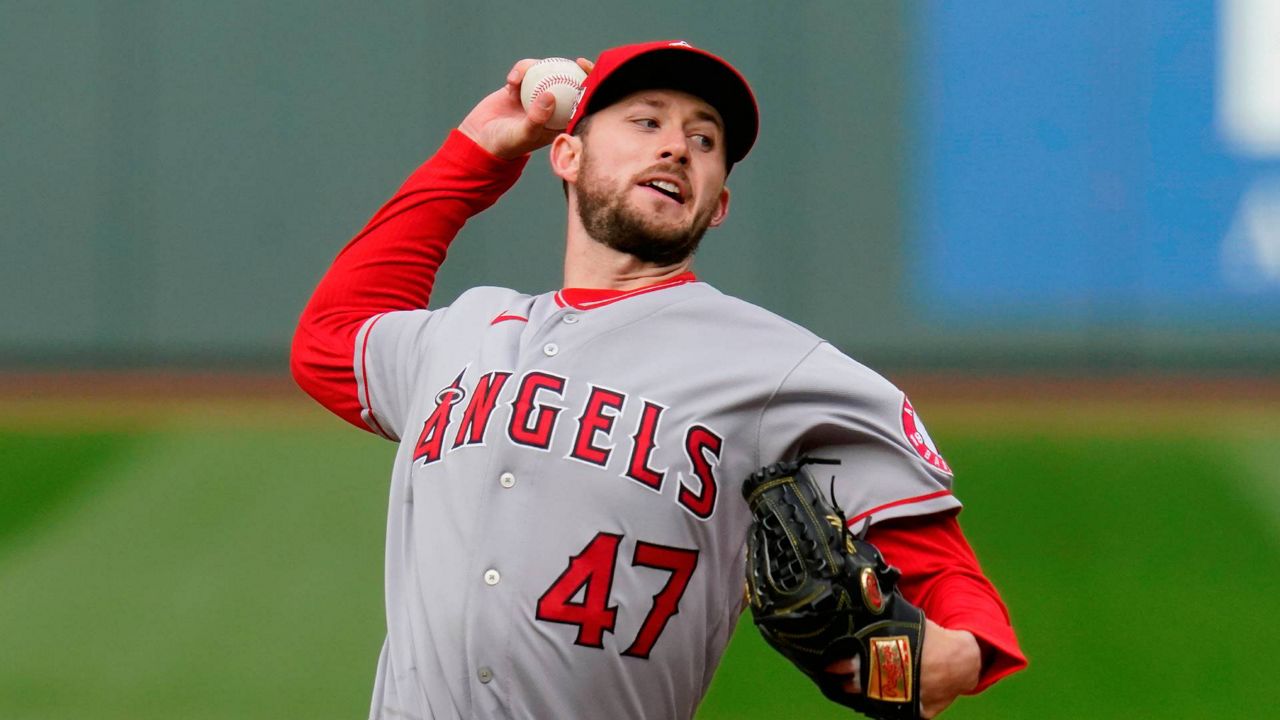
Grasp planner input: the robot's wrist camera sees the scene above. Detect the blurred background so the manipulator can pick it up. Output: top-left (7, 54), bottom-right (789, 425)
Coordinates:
top-left (2, 1), bottom-right (1277, 718)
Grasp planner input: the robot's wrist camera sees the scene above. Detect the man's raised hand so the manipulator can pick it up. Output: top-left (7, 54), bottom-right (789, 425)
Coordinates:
top-left (459, 57), bottom-right (594, 160)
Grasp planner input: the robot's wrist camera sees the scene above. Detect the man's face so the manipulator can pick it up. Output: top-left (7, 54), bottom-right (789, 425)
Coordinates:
top-left (570, 89), bottom-right (731, 265)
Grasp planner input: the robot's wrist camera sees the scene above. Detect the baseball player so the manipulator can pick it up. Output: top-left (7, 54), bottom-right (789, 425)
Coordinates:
top-left (292, 41), bottom-right (1025, 720)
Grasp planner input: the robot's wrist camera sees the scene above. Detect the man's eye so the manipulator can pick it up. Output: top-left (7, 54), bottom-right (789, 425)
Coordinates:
top-left (635, 118), bottom-right (659, 129)
top-left (692, 134), bottom-right (715, 151)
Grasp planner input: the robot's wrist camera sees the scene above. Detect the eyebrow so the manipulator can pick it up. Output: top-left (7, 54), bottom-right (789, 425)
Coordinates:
top-left (628, 96), bottom-right (724, 132)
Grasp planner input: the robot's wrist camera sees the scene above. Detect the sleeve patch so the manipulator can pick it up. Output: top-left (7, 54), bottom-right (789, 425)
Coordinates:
top-left (901, 396), bottom-right (952, 475)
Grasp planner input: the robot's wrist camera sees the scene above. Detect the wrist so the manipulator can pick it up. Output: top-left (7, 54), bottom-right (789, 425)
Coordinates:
top-left (442, 130), bottom-right (531, 175)
top-left (456, 121), bottom-right (519, 161)
top-left (920, 622), bottom-right (981, 718)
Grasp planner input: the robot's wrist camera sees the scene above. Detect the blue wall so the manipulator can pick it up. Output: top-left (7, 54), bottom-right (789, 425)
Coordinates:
top-left (913, 1), bottom-right (1280, 331)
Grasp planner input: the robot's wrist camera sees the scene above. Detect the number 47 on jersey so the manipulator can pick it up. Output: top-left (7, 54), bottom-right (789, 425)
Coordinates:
top-left (536, 532), bottom-right (699, 659)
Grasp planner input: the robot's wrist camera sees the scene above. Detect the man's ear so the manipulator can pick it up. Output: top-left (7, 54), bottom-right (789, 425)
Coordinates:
top-left (708, 186), bottom-right (731, 228)
top-left (550, 134), bottom-right (583, 185)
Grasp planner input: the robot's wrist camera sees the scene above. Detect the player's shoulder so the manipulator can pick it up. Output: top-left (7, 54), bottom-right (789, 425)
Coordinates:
top-left (450, 285), bottom-right (532, 305)
top-left (438, 285), bottom-right (534, 314)
top-left (688, 283), bottom-right (903, 390)
top-left (683, 283), bottom-right (823, 344)
top-left (368, 285), bottom-right (533, 345)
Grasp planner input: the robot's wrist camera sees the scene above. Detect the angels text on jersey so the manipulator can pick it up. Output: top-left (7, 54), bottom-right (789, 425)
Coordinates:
top-left (410, 365), bottom-right (726, 521)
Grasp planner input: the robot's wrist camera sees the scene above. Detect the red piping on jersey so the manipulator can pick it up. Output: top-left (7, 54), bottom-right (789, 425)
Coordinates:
top-left (845, 489), bottom-right (954, 527)
top-left (359, 313), bottom-right (394, 439)
top-left (490, 313), bottom-right (529, 325)
top-left (554, 272), bottom-right (697, 310)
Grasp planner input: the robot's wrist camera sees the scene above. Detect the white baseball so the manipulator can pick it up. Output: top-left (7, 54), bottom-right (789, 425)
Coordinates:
top-left (520, 57), bottom-right (588, 130)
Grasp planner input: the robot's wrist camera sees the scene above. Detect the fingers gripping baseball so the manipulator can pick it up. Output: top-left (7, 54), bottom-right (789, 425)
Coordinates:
top-left (458, 57), bottom-right (593, 160)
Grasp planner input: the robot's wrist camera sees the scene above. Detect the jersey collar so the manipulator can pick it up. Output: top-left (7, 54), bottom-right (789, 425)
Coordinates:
top-left (554, 272), bottom-right (698, 310)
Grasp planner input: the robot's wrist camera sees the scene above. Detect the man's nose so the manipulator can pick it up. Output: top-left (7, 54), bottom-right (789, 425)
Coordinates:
top-left (658, 134), bottom-right (690, 165)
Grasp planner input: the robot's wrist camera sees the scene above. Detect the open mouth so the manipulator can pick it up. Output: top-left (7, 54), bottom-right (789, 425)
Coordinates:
top-left (641, 180), bottom-right (685, 204)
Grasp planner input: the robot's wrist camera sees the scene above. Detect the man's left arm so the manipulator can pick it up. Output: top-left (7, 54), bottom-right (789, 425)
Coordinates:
top-left (866, 512), bottom-right (1027, 715)
top-left (753, 343), bottom-right (1025, 716)
top-left (819, 507), bottom-right (1026, 718)
top-left (742, 458), bottom-right (1022, 719)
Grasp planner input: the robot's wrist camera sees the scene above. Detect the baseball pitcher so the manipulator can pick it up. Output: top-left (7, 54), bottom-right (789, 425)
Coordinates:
top-left (292, 40), bottom-right (1025, 720)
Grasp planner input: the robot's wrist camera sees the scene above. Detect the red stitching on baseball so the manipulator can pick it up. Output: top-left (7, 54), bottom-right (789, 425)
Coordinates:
top-left (532, 74), bottom-right (582, 99)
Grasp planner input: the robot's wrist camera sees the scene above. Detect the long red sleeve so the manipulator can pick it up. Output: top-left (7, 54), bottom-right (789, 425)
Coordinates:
top-left (865, 512), bottom-right (1027, 693)
top-left (291, 131), bottom-right (528, 430)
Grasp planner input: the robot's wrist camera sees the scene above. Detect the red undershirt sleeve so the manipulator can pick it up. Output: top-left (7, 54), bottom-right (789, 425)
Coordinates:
top-left (864, 511), bottom-right (1028, 694)
top-left (291, 130), bottom-right (528, 431)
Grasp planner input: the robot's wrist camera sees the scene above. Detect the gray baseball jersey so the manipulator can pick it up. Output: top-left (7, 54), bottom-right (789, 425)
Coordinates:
top-left (353, 276), bottom-right (959, 720)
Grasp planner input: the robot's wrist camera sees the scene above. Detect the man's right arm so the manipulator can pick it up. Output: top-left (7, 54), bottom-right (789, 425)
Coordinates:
top-left (290, 132), bottom-right (528, 431)
top-left (290, 57), bottom-right (594, 432)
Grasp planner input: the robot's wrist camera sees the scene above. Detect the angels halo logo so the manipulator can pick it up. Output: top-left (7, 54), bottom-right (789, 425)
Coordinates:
top-left (860, 567), bottom-right (886, 614)
top-left (900, 396), bottom-right (952, 475)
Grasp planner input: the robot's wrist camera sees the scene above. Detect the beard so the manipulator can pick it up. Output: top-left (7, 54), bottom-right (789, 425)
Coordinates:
top-left (574, 152), bottom-right (718, 266)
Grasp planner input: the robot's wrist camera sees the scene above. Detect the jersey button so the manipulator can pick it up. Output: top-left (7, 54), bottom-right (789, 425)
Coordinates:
top-left (543, 343), bottom-right (559, 357)
top-left (562, 314), bottom-right (579, 325)
top-left (484, 569), bottom-right (501, 585)
top-left (477, 666), bottom-right (494, 684)
top-left (499, 472), bottom-right (516, 488)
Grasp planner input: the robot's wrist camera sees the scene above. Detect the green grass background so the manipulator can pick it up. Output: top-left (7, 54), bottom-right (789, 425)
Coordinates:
top-left (2, 397), bottom-right (1277, 718)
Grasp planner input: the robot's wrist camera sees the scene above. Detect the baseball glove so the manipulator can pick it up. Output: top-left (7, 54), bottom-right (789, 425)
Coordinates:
top-left (742, 458), bottom-right (925, 719)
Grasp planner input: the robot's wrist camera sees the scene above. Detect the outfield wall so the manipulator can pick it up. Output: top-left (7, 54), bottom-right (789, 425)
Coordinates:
top-left (5, 1), bottom-right (1278, 371)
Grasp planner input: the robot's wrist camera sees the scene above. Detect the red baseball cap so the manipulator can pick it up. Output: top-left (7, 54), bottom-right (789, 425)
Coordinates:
top-left (565, 40), bottom-right (759, 166)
